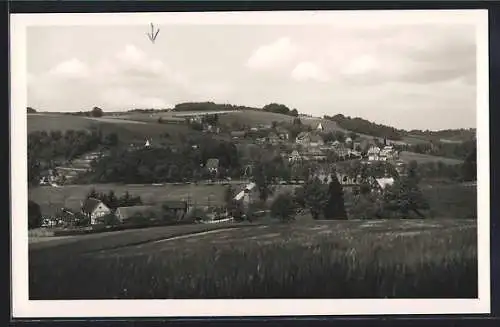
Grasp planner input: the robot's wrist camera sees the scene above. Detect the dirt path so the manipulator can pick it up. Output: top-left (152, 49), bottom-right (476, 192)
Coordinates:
top-left (151, 228), bottom-right (240, 244)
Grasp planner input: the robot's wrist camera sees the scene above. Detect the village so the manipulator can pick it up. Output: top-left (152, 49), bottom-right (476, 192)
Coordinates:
top-left (34, 115), bottom-right (407, 230)
top-left (23, 15), bottom-right (480, 302)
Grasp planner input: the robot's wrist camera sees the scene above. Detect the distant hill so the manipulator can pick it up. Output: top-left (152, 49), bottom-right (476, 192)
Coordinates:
top-left (32, 101), bottom-right (475, 146)
top-left (27, 107), bottom-right (37, 114)
top-left (324, 114), bottom-right (475, 144)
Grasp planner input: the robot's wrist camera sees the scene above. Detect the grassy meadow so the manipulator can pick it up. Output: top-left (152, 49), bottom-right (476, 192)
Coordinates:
top-left (423, 183), bottom-right (477, 219)
top-left (29, 183), bottom-right (246, 216)
top-left (27, 113), bottom-right (212, 144)
top-left (398, 151), bottom-right (464, 165)
top-left (29, 219), bottom-right (477, 299)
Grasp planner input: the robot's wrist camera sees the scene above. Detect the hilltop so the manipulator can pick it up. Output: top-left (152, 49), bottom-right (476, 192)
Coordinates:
top-left (28, 101), bottom-right (475, 147)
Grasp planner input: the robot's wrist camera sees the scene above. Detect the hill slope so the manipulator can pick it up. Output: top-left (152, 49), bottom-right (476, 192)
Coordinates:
top-left (27, 113), bottom-right (213, 144)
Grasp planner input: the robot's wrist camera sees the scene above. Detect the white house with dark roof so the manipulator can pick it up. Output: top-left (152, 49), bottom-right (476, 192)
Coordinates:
top-left (81, 197), bottom-right (111, 225)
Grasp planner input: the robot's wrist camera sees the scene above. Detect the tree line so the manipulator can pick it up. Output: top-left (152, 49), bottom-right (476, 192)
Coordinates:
top-left (173, 102), bottom-right (258, 112)
top-left (86, 189), bottom-right (143, 211)
top-left (406, 139), bottom-right (476, 160)
top-left (262, 103), bottom-right (299, 117)
top-left (67, 107), bottom-right (104, 117)
top-left (82, 138), bottom-right (241, 184)
top-left (324, 114), bottom-right (403, 140)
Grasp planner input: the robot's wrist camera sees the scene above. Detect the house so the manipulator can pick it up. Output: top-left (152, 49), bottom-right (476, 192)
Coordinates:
top-left (162, 201), bottom-right (189, 220)
top-left (331, 140), bottom-right (341, 147)
top-left (255, 137), bottom-right (266, 145)
top-left (335, 144), bottom-right (350, 159)
top-left (267, 132), bottom-right (281, 145)
top-left (295, 131), bottom-right (310, 146)
top-left (206, 158), bottom-right (220, 175)
top-left (145, 139), bottom-right (151, 147)
top-left (234, 182), bottom-right (257, 209)
top-left (372, 177), bottom-right (395, 193)
top-left (367, 145), bottom-right (381, 161)
top-left (288, 150), bottom-right (302, 163)
top-left (379, 145), bottom-right (396, 160)
top-left (231, 131), bottom-right (247, 139)
top-left (309, 134), bottom-right (325, 148)
top-left (275, 127), bottom-right (290, 140)
top-left (316, 122), bottom-right (324, 131)
top-left (336, 172), bottom-right (362, 186)
top-left (115, 205), bottom-right (158, 222)
top-left (394, 160), bottom-right (407, 176)
top-left (304, 148), bottom-right (326, 161)
top-left (81, 197), bottom-right (112, 225)
top-left (297, 132), bottom-right (324, 148)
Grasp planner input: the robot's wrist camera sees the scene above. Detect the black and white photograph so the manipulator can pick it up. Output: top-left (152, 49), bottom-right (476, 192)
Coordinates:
top-left (11, 9), bottom-right (490, 317)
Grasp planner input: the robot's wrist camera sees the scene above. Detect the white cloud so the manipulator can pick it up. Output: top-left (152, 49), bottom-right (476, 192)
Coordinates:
top-left (48, 58), bottom-right (90, 79)
top-left (291, 61), bottom-right (329, 82)
top-left (246, 37), bottom-right (298, 70)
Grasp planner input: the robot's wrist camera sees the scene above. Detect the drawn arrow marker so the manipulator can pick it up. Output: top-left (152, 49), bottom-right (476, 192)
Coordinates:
top-left (146, 23), bottom-right (160, 44)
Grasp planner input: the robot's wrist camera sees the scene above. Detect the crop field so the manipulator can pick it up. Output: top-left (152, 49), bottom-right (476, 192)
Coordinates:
top-left (29, 183), bottom-right (246, 216)
top-left (399, 151), bottom-right (464, 165)
top-left (29, 219), bottom-right (477, 299)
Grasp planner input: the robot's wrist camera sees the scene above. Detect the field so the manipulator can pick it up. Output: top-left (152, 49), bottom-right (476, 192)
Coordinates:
top-left (27, 113), bottom-right (213, 144)
top-left (27, 114), bottom-right (97, 133)
top-left (29, 183), bottom-right (246, 216)
top-left (29, 219), bottom-right (477, 299)
top-left (422, 183), bottom-right (477, 219)
top-left (399, 151), bottom-right (464, 165)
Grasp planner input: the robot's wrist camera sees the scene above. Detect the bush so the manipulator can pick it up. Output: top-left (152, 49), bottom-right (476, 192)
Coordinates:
top-left (348, 194), bottom-right (382, 220)
top-left (28, 200), bottom-right (42, 229)
top-left (270, 192), bottom-right (296, 222)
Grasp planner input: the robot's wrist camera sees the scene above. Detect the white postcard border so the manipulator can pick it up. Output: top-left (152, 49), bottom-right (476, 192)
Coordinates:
top-left (10, 9), bottom-right (490, 318)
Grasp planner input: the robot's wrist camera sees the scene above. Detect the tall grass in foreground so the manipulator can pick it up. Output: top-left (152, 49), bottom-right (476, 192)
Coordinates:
top-left (29, 224), bottom-right (477, 299)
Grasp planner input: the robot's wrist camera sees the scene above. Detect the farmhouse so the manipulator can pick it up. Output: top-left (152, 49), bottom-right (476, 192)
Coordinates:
top-left (316, 122), bottom-right (324, 131)
top-left (81, 197), bottom-right (112, 225)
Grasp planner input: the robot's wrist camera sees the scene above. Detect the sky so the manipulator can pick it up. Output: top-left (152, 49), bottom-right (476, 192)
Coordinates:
top-left (27, 22), bottom-right (477, 130)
